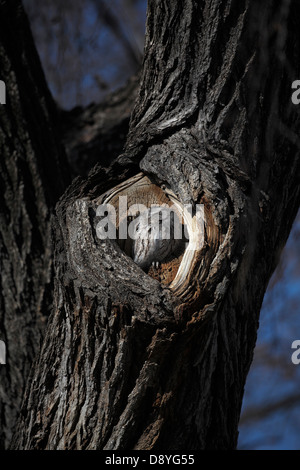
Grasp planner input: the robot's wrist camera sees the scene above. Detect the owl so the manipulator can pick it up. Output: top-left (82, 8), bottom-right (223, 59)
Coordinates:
top-left (131, 206), bottom-right (183, 270)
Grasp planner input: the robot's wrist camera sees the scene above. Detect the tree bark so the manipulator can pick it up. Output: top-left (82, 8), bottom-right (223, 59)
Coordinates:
top-left (0, 0), bottom-right (70, 448)
top-left (10, 0), bottom-right (300, 450)
top-left (60, 73), bottom-right (139, 178)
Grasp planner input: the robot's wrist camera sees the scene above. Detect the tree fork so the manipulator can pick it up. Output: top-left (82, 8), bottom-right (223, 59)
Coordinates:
top-left (11, 0), bottom-right (300, 450)
top-left (0, 0), bottom-right (70, 449)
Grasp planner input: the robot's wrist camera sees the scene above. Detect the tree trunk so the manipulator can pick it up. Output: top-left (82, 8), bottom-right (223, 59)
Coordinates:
top-left (0, 0), bottom-right (70, 448)
top-left (60, 73), bottom-right (140, 178)
top-left (10, 0), bottom-right (300, 450)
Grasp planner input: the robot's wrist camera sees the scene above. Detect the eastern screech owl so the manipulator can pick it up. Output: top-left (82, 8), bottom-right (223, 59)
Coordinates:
top-left (131, 206), bottom-right (183, 270)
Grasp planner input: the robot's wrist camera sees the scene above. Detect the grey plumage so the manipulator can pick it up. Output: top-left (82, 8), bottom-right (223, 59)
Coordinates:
top-left (131, 206), bottom-right (183, 269)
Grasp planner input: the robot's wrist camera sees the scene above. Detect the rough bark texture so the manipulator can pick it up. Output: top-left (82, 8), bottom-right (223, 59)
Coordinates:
top-left (0, 0), bottom-right (70, 448)
top-left (9, 0), bottom-right (300, 450)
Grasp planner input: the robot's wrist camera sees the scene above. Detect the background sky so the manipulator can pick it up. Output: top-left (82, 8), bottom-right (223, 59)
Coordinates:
top-left (23, 0), bottom-right (300, 450)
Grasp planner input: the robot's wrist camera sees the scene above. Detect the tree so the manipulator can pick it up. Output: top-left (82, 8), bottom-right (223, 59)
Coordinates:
top-left (1, 0), bottom-right (300, 450)
top-left (0, 0), bottom-right (71, 448)
top-left (238, 213), bottom-right (300, 449)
